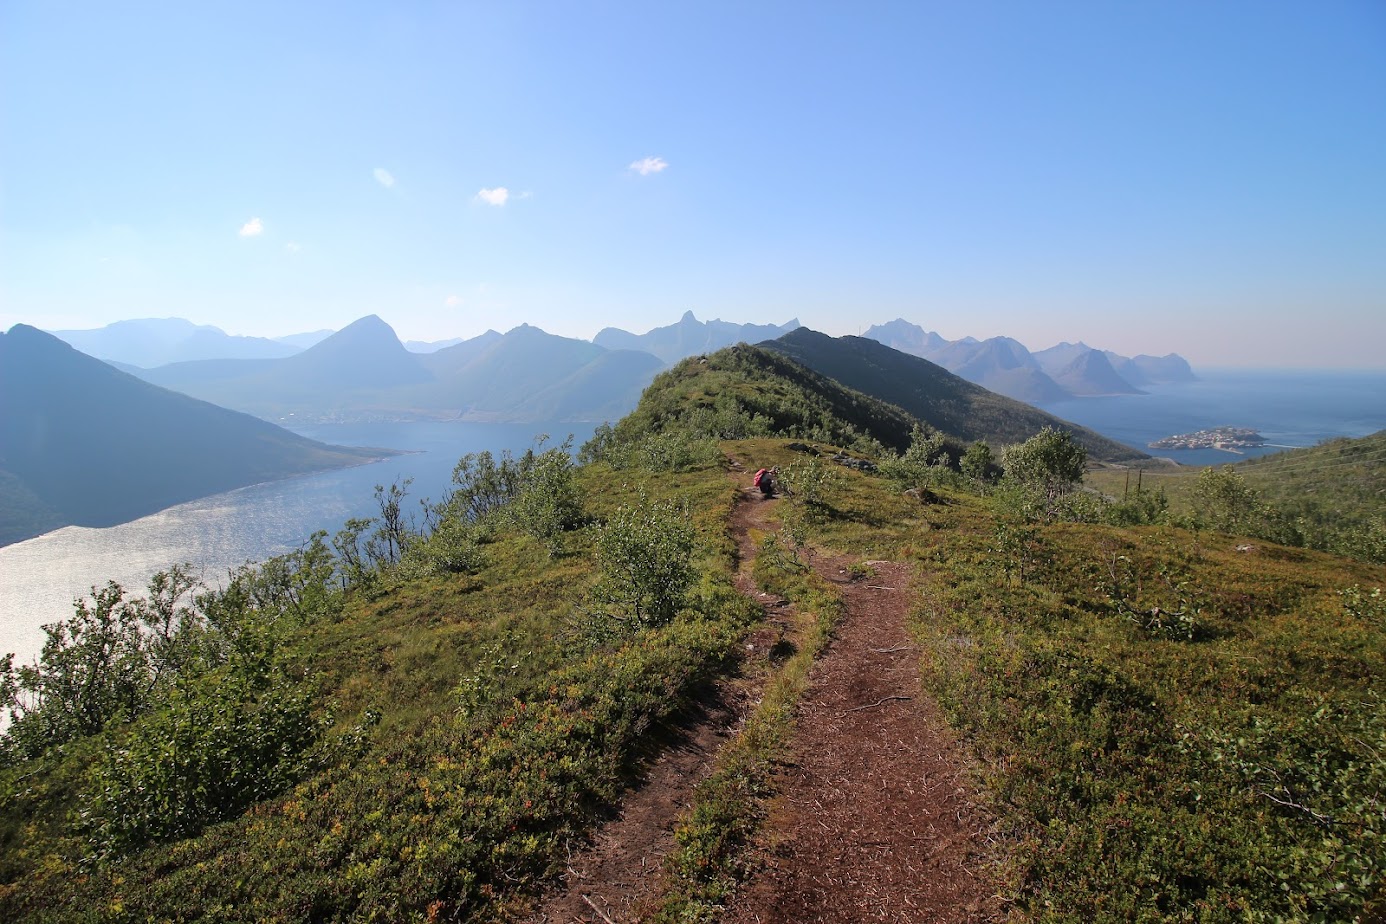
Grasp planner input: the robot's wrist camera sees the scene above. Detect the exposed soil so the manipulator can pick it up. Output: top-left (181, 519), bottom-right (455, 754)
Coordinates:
top-left (720, 552), bottom-right (1002, 923)
top-left (525, 470), bottom-right (1000, 922)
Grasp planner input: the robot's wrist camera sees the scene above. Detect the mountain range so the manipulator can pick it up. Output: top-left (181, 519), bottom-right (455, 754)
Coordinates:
top-left (49, 318), bottom-right (303, 368)
top-left (131, 317), bottom-right (666, 424)
top-left (0, 326), bottom-right (384, 546)
top-left (594, 310), bottom-right (801, 364)
top-left (863, 319), bottom-right (1195, 403)
top-left (50, 313), bottom-right (1195, 415)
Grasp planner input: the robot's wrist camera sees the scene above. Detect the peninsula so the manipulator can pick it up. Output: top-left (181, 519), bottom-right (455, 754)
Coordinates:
top-left (1149, 426), bottom-right (1267, 452)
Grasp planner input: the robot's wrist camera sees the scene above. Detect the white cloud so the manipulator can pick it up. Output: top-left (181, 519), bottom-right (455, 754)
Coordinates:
top-left (374, 167), bottom-right (395, 188)
top-left (285, 241), bottom-right (302, 253)
top-left (476, 187), bottom-right (509, 206)
top-left (445, 294), bottom-right (463, 307)
top-left (239, 217), bottom-right (264, 237)
top-left (629, 156), bottom-right (669, 176)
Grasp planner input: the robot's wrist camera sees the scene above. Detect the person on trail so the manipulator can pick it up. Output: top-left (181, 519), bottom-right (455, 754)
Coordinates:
top-left (753, 467), bottom-right (776, 497)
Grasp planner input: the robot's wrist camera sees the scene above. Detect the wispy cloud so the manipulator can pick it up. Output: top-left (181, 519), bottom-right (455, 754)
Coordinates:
top-left (445, 294), bottom-right (463, 307)
top-left (285, 241), bottom-right (301, 254)
top-left (239, 217), bottom-right (264, 237)
top-left (629, 156), bottom-right (669, 176)
top-left (476, 187), bottom-right (509, 206)
top-left (374, 167), bottom-right (396, 188)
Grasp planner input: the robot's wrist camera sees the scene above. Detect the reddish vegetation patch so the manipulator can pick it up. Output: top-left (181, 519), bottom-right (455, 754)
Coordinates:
top-left (721, 557), bottom-right (1002, 924)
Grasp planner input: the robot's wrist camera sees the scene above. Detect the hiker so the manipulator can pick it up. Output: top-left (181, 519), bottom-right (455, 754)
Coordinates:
top-left (753, 467), bottom-right (777, 497)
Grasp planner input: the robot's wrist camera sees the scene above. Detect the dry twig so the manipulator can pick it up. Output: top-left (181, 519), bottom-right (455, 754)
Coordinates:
top-left (580, 893), bottom-right (620, 924)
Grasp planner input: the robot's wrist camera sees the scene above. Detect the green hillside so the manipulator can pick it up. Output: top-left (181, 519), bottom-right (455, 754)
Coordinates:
top-left (1085, 430), bottom-right (1386, 564)
top-left (1, 351), bottom-right (1380, 922)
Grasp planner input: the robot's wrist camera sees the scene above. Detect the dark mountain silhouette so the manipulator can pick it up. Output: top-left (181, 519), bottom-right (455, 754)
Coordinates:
top-left (0, 325), bottom-right (383, 546)
top-left (49, 318), bottom-right (302, 367)
top-left (758, 328), bottom-right (1147, 462)
top-left (594, 310), bottom-right (800, 365)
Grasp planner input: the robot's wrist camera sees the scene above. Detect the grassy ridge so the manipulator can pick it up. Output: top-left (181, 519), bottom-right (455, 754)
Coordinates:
top-left (3, 349), bottom-right (1381, 921)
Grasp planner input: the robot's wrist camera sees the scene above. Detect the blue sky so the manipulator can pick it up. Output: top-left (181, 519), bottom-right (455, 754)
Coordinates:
top-left (3, 1), bottom-right (1384, 367)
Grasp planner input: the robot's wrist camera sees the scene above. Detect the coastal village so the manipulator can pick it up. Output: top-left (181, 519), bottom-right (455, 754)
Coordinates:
top-left (1149, 426), bottom-right (1267, 452)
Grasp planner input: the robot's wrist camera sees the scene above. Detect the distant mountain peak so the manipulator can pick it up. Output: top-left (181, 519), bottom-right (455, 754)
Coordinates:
top-left (593, 313), bottom-right (800, 365)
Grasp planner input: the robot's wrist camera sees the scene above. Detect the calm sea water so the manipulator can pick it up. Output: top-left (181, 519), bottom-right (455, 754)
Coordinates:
top-left (0, 421), bottom-right (595, 668)
top-left (1038, 369), bottom-right (1386, 467)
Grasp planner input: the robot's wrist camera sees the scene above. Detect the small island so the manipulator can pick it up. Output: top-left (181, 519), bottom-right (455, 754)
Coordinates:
top-left (1149, 426), bottom-right (1267, 452)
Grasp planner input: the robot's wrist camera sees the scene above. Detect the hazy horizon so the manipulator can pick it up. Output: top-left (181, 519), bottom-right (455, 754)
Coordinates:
top-left (4, 2), bottom-right (1383, 369)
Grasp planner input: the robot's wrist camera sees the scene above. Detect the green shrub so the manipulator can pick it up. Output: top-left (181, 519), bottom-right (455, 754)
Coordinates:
top-left (81, 665), bottom-right (326, 858)
top-left (589, 494), bottom-right (696, 628)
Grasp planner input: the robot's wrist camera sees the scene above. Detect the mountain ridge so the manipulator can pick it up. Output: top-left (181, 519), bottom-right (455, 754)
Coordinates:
top-left (760, 328), bottom-right (1148, 462)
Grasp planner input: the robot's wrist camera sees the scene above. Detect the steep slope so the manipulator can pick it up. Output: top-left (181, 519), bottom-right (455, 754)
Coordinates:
top-left (594, 310), bottom-right (800, 365)
top-left (50, 317), bottom-right (301, 367)
top-left (759, 328), bottom-right (1148, 462)
top-left (0, 325), bottom-right (382, 545)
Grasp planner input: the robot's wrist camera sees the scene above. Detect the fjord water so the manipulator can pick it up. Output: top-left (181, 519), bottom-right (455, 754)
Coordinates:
top-left (1039, 368), bottom-right (1386, 466)
top-left (0, 421), bottom-right (595, 668)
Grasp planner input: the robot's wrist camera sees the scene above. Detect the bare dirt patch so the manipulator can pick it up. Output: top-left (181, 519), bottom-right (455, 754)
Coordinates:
top-left (721, 556), bottom-right (1002, 924)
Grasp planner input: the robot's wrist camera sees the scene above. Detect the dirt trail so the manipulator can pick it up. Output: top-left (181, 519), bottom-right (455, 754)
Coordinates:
top-left (526, 473), bottom-right (999, 922)
top-left (523, 483), bottom-right (793, 924)
top-left (721, 553), bottom-right (1001, 924)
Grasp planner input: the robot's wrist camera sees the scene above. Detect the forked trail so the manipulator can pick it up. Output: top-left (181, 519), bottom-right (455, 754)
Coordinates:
top-left (526, 472), bottom-right (999, 922)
